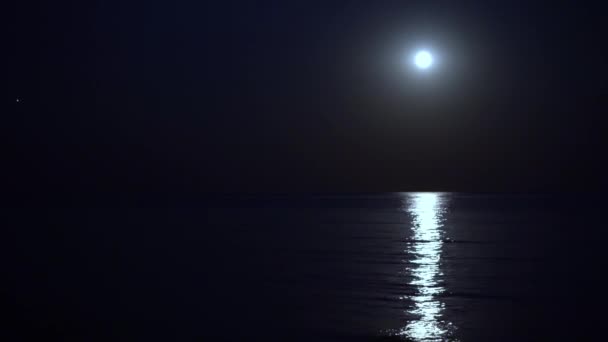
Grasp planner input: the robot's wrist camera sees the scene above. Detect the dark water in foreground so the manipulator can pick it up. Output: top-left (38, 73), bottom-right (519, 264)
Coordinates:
top-left (3, 193), bottom-right (607, 341)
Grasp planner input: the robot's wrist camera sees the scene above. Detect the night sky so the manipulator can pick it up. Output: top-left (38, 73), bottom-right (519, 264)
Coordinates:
top-left (7, 1), bottom-right (608, 195)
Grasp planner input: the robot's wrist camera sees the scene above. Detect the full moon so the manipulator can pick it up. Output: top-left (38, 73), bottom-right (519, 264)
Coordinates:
top-left (414, 50), bottom-right (433, 69)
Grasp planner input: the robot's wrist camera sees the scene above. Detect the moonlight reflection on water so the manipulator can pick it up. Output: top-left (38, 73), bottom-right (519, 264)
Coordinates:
top-left (399, 193), bottom-right (454, 341)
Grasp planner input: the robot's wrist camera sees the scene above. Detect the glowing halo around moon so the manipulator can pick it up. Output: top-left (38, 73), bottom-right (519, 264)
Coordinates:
top-left (413, 50), bottom-right (434, 70)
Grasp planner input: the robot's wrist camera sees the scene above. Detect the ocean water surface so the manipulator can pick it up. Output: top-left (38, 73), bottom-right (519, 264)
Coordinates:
top-left (3, 193), bottom-right (606, 341)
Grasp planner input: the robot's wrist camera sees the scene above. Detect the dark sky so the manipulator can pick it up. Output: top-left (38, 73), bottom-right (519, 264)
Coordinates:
top-left (7, 1), bottom-right (608, 195)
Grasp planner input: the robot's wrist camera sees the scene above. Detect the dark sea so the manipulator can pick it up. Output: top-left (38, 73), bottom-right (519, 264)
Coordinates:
top-left (3, 193), bottom-right (607, 341)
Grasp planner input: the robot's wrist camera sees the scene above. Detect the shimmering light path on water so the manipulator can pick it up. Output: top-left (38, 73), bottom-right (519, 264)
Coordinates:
top-left (399, 193), bottom-right (455, 341)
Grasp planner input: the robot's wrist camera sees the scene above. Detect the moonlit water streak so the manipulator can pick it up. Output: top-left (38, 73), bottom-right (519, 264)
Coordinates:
top-left (399, 193), bottom-right (455, 341)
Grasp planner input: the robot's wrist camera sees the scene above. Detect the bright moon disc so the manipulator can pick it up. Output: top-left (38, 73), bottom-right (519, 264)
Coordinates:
top-left (414, 50), bottom-right (433, 69)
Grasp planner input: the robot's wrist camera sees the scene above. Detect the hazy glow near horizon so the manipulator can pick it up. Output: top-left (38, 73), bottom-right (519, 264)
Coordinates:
top-left (414, 50), bottom-right (433, 69)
